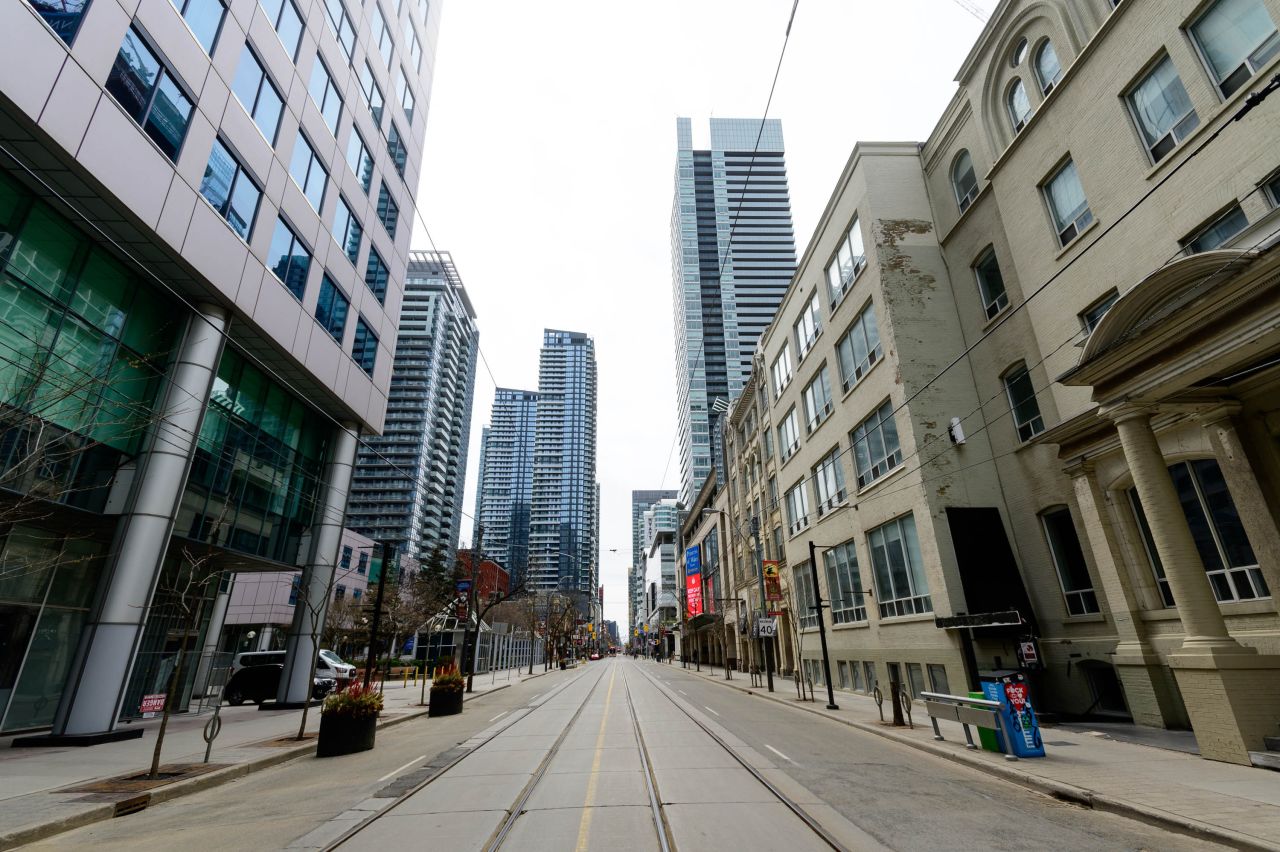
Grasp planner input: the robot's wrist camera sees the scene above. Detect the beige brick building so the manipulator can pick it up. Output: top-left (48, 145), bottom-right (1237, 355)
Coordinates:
top-left (711, 0), bottom-right (1280, 764)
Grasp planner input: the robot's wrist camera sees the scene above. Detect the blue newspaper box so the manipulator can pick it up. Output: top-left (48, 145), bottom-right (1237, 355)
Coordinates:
top-left (981, 671), bottom-right (1045, 758)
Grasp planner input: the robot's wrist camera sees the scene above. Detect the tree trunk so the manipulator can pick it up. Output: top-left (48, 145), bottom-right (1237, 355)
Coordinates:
top-left (149, 595), bottom-right (205, 778)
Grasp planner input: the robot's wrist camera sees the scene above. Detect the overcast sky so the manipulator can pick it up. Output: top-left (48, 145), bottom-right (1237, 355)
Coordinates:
top-left (412, 0), bottom-right (988, 633)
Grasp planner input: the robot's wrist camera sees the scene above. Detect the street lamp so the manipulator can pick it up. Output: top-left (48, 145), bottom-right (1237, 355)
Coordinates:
top-left (805, 541), bottom-right (841, 711)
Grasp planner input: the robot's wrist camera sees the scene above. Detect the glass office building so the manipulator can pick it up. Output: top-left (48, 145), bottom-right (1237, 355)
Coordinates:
top-left (475, 388), bottom-right (539, 584)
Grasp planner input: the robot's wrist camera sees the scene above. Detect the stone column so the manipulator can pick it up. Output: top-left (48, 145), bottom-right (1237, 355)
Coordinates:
top-left (52, 304), bottom-right (229, 739)
top-left (1108, 404), bottom-right (1280, 764)
top-left (278, 422), bottom-right (359, 704)
top-left (1200, 405), bottom-right (1280, 608)
top-left (1066, 461), bottom-right (1183, 727)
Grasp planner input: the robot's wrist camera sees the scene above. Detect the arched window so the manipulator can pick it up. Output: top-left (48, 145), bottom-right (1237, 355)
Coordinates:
top-left (1007, 79), bottom-right (1033, 133)
top-left (952, 150), bottom-right (979, 213)
top-left (1010, 37), bottom-right (1028, 67)
top-left (1035, 40), bottom-right (1062, 93)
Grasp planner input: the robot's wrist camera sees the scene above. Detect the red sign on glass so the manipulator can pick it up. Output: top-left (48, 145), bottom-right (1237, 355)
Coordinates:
top-left (140, 694), bottom-right (166, 714)
top-left (686, 571), bottom-right (703, 618)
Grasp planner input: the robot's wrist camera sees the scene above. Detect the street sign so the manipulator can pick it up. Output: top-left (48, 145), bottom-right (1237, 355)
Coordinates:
top-left (753, 616), bottom-right (777, 638)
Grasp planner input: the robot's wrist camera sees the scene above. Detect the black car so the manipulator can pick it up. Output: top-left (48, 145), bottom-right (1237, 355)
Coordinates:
top-left (224, 663), bottom-right (335, 705)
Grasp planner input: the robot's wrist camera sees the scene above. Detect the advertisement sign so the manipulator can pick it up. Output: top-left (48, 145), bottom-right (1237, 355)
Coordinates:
top-left (140, 694), bottom-right (166, 715)
top-left (685, 546), bottom-right (703, 618)
top-left (762, 561), bottom-right (783, 602)
top-left (981, 672), bottom-right (1045, 758)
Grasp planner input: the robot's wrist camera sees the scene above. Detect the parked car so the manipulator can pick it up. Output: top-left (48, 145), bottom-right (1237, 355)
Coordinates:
top-left (318, 649), bottom-right (356, 685)
top-left (224, 664), bottom-right (334, 706)
top-left (230, 649), bottom-right (285, 676)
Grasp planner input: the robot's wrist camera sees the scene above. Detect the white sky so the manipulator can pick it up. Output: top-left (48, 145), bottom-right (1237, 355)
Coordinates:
top-left (412, 0), bottom-right (988, 633)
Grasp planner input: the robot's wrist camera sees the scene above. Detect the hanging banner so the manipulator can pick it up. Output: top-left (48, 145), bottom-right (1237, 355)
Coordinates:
top-left (685, 546), bottom-right (703, 617)
top-left (763, 561), bottom-right (783, 602)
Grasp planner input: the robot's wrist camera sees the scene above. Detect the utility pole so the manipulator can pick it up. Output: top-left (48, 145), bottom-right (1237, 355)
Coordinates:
top-left (807, 541), bottom-right (839, 710)
top-left (362, 541), bottom-right (396, 690)
top-left (751, 516), bottom-right (774, 693)
top-left (463, 524), bottom-right (484, 693)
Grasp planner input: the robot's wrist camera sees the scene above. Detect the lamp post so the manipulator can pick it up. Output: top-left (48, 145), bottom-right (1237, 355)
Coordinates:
top-left (805, 541), bottom-right (839, 711)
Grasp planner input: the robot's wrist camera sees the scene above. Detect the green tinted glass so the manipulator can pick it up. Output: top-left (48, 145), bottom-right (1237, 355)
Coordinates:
top-left (71, 249), bottom-right (131, 337)
top-left (8, 206), bottom-right (80, 298)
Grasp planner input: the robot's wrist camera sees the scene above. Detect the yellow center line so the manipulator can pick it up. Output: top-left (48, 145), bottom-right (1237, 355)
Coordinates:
top-left (575, 663), bottom-right (616, 851)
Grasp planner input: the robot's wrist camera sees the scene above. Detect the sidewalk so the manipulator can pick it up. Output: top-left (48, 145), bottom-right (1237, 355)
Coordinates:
top-left (679, 663), bottom-right (1280, 851)
top-left (0, 666), bottom-right (544, 851)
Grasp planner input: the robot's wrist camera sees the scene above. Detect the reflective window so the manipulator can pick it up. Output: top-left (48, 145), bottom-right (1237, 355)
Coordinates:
top-left (1190, 0), bottom-right (1279, 97)
top-left (1169, 459), bottom-right (1268, 602)
top-left (396, 66), bottom-right (416, 123)
top-left (105, 27), bottom-right (194, 162)
top-left (321, 0), bottom-right (355, 60)
top-left (952, 151), bottom-right (978, 213)
top-left (824, 541), bottom-right (866, 624)
top-left (1034, 40), bottom-right (1062, 94)
top-left (777, 407), bottom-right (799, 461)
top-left (1041, 507), bottom-right (1100, 615)
top-left (258, 0), bottom-right (303, 59)
top-left (795, 291), bottom-right (821, 358)
top-left (315, 274), bottom-right (349, 340)
top-left (1183, 204), bottom-right (1248, 253)
top-left (1127, 57), bottom-right (1199, 163)
top-left (352, 316), bottom-right (377, 375)
top-left (802, 366), bottom-right (832, 433)
top-left (973, 247), bottom-right (1008, 320)
top-left (1044, 159), bottom-right (1093, 246)
top-left (267, 217), bottom-right (311, 299)
top-left (835, 301), bottom-right (881, 392)
top-left (199, 138), bottom-right (261, 240)
top-left (1003, 363), bottom-right (1044, 441)
top-left (1080, 290), bottom-right (1118, 332)
top-left (824, 217), bottom-right (865, 306)
top-left (771, 342), bottom-right (792, 396)
top-left (27, 0), bottom-right (92, 44)
top-left (1007, 79), bottom-right (1032, 132)
top-left (345, 128), bottom-right (374, 193)
top-left (376, 182), bottom-right (399, 239)
top-left (867, 514), bottom-right (932, 618)
top-left (406, 23), bottom-right (421, 69)
top-left (359, 62), bottom-right (385, 128)
top-left (785, 480), bottom-right (811, 536)
top-left (1128, 489), bottom-right (1176, 607)
top-left (812, 448), bottom-right (846, 514)
top-left (364, 246), bottom-right (388, 303)
top-left (331, 195), bottom-right (362, 264)
top-left (289, 133), bottom-right (327, 211)
top-left (171, 0), bottom-right (226, 53)
top-left (387, 123), bottom-right (408, 178)
top-left (308, 57), bottom-right (343, 137)
top-left (231, 45), bottom-right (284, 144)
top-left (792, 562), bottom-right (817, 629)
top-left (851, 399), bottom-right (901, 489)
top-left (371, 6), bottom-right (394, 66)
top-left (340, 545), bottom-right (352, 567)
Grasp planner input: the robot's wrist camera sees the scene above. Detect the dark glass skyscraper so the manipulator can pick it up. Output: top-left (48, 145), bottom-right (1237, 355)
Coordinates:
top-left (671, 118), bottom-right (797, 502)
top-left (474, 388), bottom-right (539, 583)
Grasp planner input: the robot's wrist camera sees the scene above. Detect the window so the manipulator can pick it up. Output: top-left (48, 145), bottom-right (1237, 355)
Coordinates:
top-left (1044, 159), bottom-right (1093, 245)
top-left (793, 293), bottom-right (822, 360)
top-left (346, 128), bottom-right (374, 193)
top-left (105, 27), bottom-right (194, 162)
top-left (792, 563), bottom-right (817, 629)
top-left (785, 481), bottom-right (811, 536)
top-left (259, 0), bottom-right (303, 59)
top-left (365, 246), bottom-right (389, 303)
top-left (360, 62), bottom-right (386, 127)
top-left (357, 552), bottom-right (368, 574)
top-left (767, 474), bottom-right (778, 508)
top-left (331, 196), bottom-right (362, 264)
top-left (778, 408), bottom-right (799, 461)
top-left (1183, 204), bottom-right (1249, 253)
top-left (232, 45), bottom-right (284, 144)
top-left (387, 123), bottom-right (408, 178)
top-left (267, 217), bottom-right (311, 299)
top-left (927, 664), bottom-right (951, 694)
top-left (352, 316), bottom-right (377, 375)
top-left (802, 367), bottom-right (833, 432)
top-left (812, 448), bottom-right (846, 513)
top-left (1003, 363), bottom-right (1044, 441)
top-left (1034, 40), bottom-right (1062, 94)
top-left (334, 584), bottom-right (346, 600)
top-left (863, 662), bottom-right (878, 693)
top-left (906, 663), bottom-right (927, 699)
top-left (396, 67), bottom-right (416, 122)
top-left (1128, 489), bottom-right (1176, 607)
top-left (1011, 37), bottom-right (1028, 67)
top-left (1190, 0), bottom-right (1279, 98)
top-left (1169, 459), bottom-right (1269, 602)
top-left (315, 274), bottom-right (349, 341)
top-left (973, 247), bottom-right (1008, 320)
top-left (406, 25), bottom-right (422, 69)
top-left (289, 133), bottom-right (327, 211)
top-left (288, 574), bottom-right (300, 606)
top-left (308, 56), bottom-right (343, 137)
top-left (171, 0), bottom-right (226, 53)
top-left (340, 545), bottom-right (352, 568)
top-left (824, 541), bottom-right (866, 624)
top-left (1127, 57), bottom-right (1200, 163)
top-left (1041, 507), bottom-right (1100, 615)
top-left (1080, 290), bottom-right (1118, 333)
top-left (321, 0), bottom-right (355, 59)
top-left (835, 302), bottom-right (881, 392)
top-left (200, 139), bottom-right (261, 240)
top-left (824, 218), bottom-right (866, 305)
top-left (371, 6), bottom-right (394, 66)
top-left (28, 0), bottom-right (92, 43)
top-left (867, 514), bottom-right (932, 618)
top-left (771, 343), bottom-right (793, 396)
top-left (1007, 79), bottom-right (1032, 133)
top-left (952, 151), bottom-right (978, 214)
top-left (1267, 170), bottom-right (1280, 206)
top-left (376, 182), bottom-right (399, 238)
top-left (352, 588), bottom-right (362, 601)
top-left (851, 400), bottom-right (902, 488)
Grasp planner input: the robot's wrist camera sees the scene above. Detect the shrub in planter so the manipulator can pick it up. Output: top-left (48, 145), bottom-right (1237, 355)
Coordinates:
top-left (429, 666), bottom-right (464, 717)
top-left (317, 683), bottom-right (384, 757)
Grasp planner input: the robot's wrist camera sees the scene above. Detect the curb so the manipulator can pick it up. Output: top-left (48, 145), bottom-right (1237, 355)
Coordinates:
top-left (0, 684), bottom-right (515, 851)
top-left (682, 668), bottom-right (1279, 852)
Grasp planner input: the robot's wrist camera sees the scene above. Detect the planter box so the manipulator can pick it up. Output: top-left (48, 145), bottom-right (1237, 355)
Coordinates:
top-left (316, 713), bottom-right (377, 757)
top-left (429, 687), bottom-right (463, 717)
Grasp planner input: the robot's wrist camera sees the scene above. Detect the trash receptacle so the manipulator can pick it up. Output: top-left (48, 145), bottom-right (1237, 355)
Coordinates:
top-left (969, 691), bottom-right (1001, 752)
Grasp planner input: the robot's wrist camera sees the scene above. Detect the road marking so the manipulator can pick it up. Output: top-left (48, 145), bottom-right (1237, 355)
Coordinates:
top-left (576, 666), bottom-right (617, 851)
top-left (528, 693), bottom-right (542, 703)
top-left (704, 705), bottom-right (721, 717)
top-left (488, 711), bottom-right (508, 722)
top-left (678, 690), bottom-right (688, 696)
top-left (377, 753), bottom-right (428, 782)
top-left (765, 744), bottom-right (794, 763)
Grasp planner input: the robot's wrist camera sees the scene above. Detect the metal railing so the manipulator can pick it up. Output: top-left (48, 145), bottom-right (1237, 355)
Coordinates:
top-left (919, 691), bottom-right (1017, 761)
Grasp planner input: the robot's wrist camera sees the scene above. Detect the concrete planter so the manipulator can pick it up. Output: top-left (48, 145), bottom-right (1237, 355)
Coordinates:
top-left (428, 687), bottom-right (463, 717)
top-left (316, 713), bottom-right (377, 757)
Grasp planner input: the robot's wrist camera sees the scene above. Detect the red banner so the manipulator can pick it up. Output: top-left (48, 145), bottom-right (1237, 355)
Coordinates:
top-left (686, 571), bottom-right (703, 617)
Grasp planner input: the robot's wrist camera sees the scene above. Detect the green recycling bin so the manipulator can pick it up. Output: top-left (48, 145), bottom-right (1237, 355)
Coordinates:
top-left (970, 691), bottom-right (1000, 752)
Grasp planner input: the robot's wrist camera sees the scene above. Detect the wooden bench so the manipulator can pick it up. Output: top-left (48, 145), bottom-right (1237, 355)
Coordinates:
top-left (920, 691), bottom-right (1019, 761)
